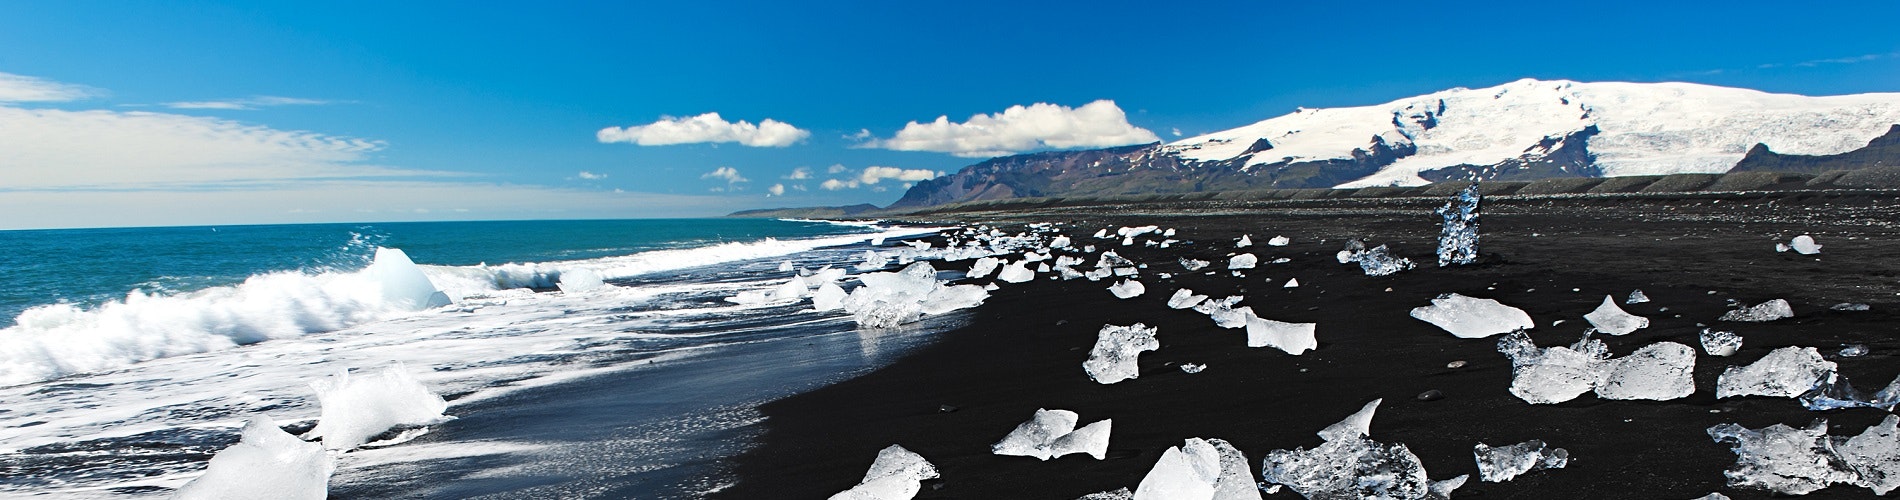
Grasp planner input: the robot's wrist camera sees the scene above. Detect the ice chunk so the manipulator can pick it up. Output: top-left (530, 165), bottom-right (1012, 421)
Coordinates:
top-left (1408, 293), bottom-right (1534, 339)
top-left (1037, 263), bottom-right (1052, 273)
top-left (1108, 280), bottom-right (1146, 299)
top-left (920, 284), bottom-right (989, 315)
top-left (173, 415), bottom-right (333, 500)
top-left (855, 250), bottom-right (890, 271)
top-left (1227, 253), bottom-right (1257, 269)
top-left (829, 444), bottom-right (940, 500)
top-left (1717, 346), bottom-right (1835, 399)
top-left (306, 363), bottom-right (450, 451)
top-left (806, 266), bottom-right (848, 285)
top-left (1626, 289), bottom-right (1650, 304)
top-left (1720, 299), bottom-right (1794, 322)
top-left (1094, 229), bottom-right (1110, 239)
top-left (1179, 258), bottom-right (1210, 271)
top-left (1707, 420), bottom-right (1854, 495)
top-left (1282, 278), bottom-right (1299, 288)
top-left (966, 257), bottom-right (1001, 279)
top-left (1262, 399), bottom-right (1458, 500)
top-left (1097, 251), bottom-right (1135, 269)
top-left (1084, 267), bottom-right (1113, 281)
top-left (1833, 303), bottom-right (1871, 311)
top-left (1700, 329), bottom-right (1742, 356)
top-left (1355, 245), bottom-right (1415, 277)
top-left (1246, 316), bottom-right (1317, 355)
top-left (779, 261), bottom-right (796, 272)
top-left (1051, 236), bottom-right (1072, 249)
top-left (1319, 399), bottom-right (1380, 441)
top-left (1473, 440), bottom-right (1568, 482)
top-left (1113, 267), bottom-right (1139, 277)
top-left (1597, 342), bottom-right (1697, 401)
top-left (995, 261), bottom-right (1035, 283)
top-left (1495, 331), bottom-right (1609, 404)
top-left (1583, 295), bottom-right (1648, 335)
top-left (1208, 305), bottom-right (1254, 330)
top-left (905, 240), bottom-right (931, 250)
top-left (1799, 371), bottom-right (1900, 411)
top-left (812, 282), bottom-right (848, 312)
top-left (842, 262), bottom-right (988, 328)
top-left (1180, 363), bottom-right (1206, 374)
top-left (1084, 323), bottom-right (1160, 384)
top-left (1336, 239), bottom-right (1366, 264)
top-left (1435, 183), bottom-right (1482, 267)
top-left (1051, 419), bottom-right (1113, 461)
top-left (368, 247), bottom-right (451, 309)
top-left (1837, 415), bottom-right (1900, 494)
top-left (773, 278), bottom-right (810, 300)
top-left (556, 268), bottom-right (606, 293)
top-left (1133, 438), bottom-right (1259, 500)
top-left (1236, 235), bottom-right (1252, 248)
top-left (1167, 289), bottom-right (1209, 309)
top-left (1790, 235), bottom-right (1822, 255)
top-left (1078, 488), bottom-right (1134, 500)
top-left (1842, 344), bottom-right (1869, 357)
top-left (1268, 235), bottom-right (1290, 247)
top-left (992, 408), bottom-right (1079, 460)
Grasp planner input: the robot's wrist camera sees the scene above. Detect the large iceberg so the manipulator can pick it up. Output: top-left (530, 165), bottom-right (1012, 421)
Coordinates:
top-left (1708, 415), bottom-right (1900, 495)
top-left (1260, 399), bottom-right (1467, 500)
top-left (1496, 332), bottom-right (1695, 404)
top-left (829, 444), bottom-right (940, 500)
top-left (1582, 295), bottom-right (1648, 335)
top-left (1409, 293), bottom-right (1534, 339)
top-left (368, 247), bottom-right (451, 309)
top-left (1084, 323), bottom-right (1160, 385)
top-left (1716, 346), bottom-right (1834, 399)
top-left (306, 363), bottom-right (451, 451)
top-left (1246, 316), bottom-right (1317, 356)
top-left (1133, 438), bottom-right (1261, 500)
top-left (173, 416), bottom-right (332, 500)
top-left (1434, 183), bottom-right (1481, 267)
top-left (992, 408), bottom-right (1110, 461)
top-left (1719, 299), bottom-right (1794, 322)
top-left (1473, 440), bottom-right (1568, 482)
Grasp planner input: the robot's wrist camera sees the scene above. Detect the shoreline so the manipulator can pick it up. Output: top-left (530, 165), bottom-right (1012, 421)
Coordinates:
top-left (716, 193), bottom-right (1900, 499)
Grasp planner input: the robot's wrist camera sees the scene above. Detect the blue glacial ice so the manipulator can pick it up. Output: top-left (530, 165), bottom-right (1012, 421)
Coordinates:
top-left (1434, 183), bottom-right (1481, 267)
top-left (1085, 324), bottom-right (1161, 385)
top-left (1260, 399), bottom-right (1468, 500)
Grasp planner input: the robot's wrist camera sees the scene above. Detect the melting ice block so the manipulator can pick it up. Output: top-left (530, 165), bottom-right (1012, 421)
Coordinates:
top-left (996, 261), bottom-right (1035, 283)
top-left (1708, 416), bottom-right (1900, 495)
top-left (812, 282), bottom-right (848, 312)
top-left (1236, 235), bottom-right (1252, 248)
top-left (306, 363), bottom-right (450, 451)
top-left (1720, 299), bottom-right (1794, 322)
top-left (1133, 438), bottom-right (1260, 500)
top-left (1283, 278), bottom-right (1299, 288)
top-left (992, 408), bottom-right (1078, 460)
top-left (1179, 258), bottom-right (1210, 271)
top-left (1355, 245), bottom-right (1415, 277)
top-left (1789, 235), bottom-right (1822, 255)
top-left (1246, 316), bottom-right (1317, 355)
top-left (555, 268), bottom-right (606, 293)
top-left (1799, 371), bottom-right (1900, 411)
top-left (368, 247), bottom-right (451, 309)
top-left (1597, 342), bottom-right (1697, 401)
top-left (1434, 183), bottom-right (1481, 267)
top-left (855, 250), bottom-right (890, 271)
top-left (1496, 332), bottom-right (1694, 403)
top-left (1473, 440), bottom-right (1569, 482)
top-left (173, 416), bottom-right (332, 500)
top-left (830, 444), bottom-right (940, 500)
top-left (1261, 399), bottom-right (1466, 500)
top-left (842, 262), bottom-right (989, 328)
top-left (966, 257), bottom-right (1001, 279)
top-left (1227, 253), bottom-right (1257, 270)
top-left (1409, 293), bottom-right (1534, 339)
top-left (1626, 289), bottom-right (1650, 304)
top-left (1050, 236), bottom-right (1072, 249)
top-left (1268, 235), bottom-right (1290, 247)
top-left (1084, 323), bottom-right (1160, 385)
top-left (1700, 329), bottom-right (1742, 356)
top-left (1108, 280), bottom-right (1146, 299)
top-left (1583, 295), bottom-right (1648, 335)
top-left (1167, 289), bottom-right (1208, 310)
top-left (1717, 346), bottom-right (1835, 399)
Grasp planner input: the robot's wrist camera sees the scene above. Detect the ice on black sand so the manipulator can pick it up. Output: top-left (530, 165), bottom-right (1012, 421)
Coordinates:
top-left (1338, 240), bottom-right (1416, 277)
top-left (1473, 440), bottom-right (1568, 482)
top-left (1107, 279), bottom-right (1145, 299)
top-left (838, 262), bottom-right (989, 328)
top-left (306, 362), bottom-right (451, 451)
top-left (1260, 399), bottom-right (1468, 500)
top-left (1167, 289), bottom-right (1209, 310)
top-left (1708, 415), bottom-right (1900, 495)
top-left (1775, 234), bottom-right (1822, 255)
top-left (1699, 329), bottom-right (1742, 356)
top-left (1719, 299), bottom-right (1793, 322)
top-left (1085, 324), bottom-right (1160, 384)
top-left (1408, 293), bottom-right (1534, 339)
top-left (173, 415), bottom-right (332, 500)
top-left (1716, 346), bottom-right (1834, 399)
top-left (1496, 332), bottom-right (1694, 404)
top-left (1435, 183), bottom-right (1481, 267)
top-left (1245, 316), bottom-right (1316, 355)
top-left (1583, 295), bottom-right (1648, 335)
top-left (1226, 253), bottom-right (1257, 270)
top-left (991, 408), bottom-right (1110, 461)
top-left (1132, 438), bottom-right (1261, 500)
top-left (829, 444), bottom-right (940, 500)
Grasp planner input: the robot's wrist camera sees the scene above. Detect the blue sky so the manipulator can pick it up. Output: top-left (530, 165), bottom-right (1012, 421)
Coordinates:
top-left (1, 0), bottom-right (1896, 229)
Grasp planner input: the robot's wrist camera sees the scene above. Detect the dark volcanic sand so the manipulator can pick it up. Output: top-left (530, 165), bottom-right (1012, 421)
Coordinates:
top-left (715, 192), bottom-right (1900, 500)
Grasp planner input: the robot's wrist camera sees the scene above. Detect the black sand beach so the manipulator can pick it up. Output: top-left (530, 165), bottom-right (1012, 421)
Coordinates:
top-left (716, 191), bottom-right (1900, 499)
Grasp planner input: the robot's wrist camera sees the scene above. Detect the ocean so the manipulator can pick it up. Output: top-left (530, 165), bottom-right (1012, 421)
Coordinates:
top-left (0, 218), bottom-right (958, 498)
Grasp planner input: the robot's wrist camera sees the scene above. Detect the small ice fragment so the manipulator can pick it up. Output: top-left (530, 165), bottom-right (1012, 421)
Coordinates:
top-left (1245, 316), bottom-right (1317, 355)
top-left (1270, 257), bottom-right (1290, 264)
top-left (871, 236), bottom-right (886, 246)
top-left (1691, 494), bottom-right (1731, 500)
top-left (1237, 235), bottom-right (1252, 248)
top-left (1078, 488), bottom-right (1134, 500)
top-left (1050, 419), bottom-right (1113, 461)
top-left (1037, 263), bottom-right (1052, 273)
top-left (1267, 235), bottom-right (1290, 246)
top-left (779, 261), bottom-right (795, 272)
top-left (1596, 342), bottom-right (1696, 401)
top-left (1583, 295), bottom-right (1648, 335)
top-left (1842, 344), bottom-right (1869, 357)
top-left (306, 363), bottom-right (451, 451)
top-left (1051, 236), bottom-right (1072, 249)
top-left (992, 408), bottom-right (1078, 460)
top-left (1180, 363), bottom-right (1206, 374)
top-left (1283, 278), bottom-right (1299, 288)
top-left (1356, 245), bottom-right (1415, 277)
top-left (855, 250), bottom-right (890, 271)
top-left (812, 282), bottom-right (847, 312)
top-left (1167, 289), bottom-right (1209, 309)
top-left (1164, 228), bottom-right (1176, 237)
top-left (1699, 329), bottom-right (1742, 356)
top-left (774, 278), bottom-right (810, 300)
top-left (1717, 346), bottom-right (1836, 399)
top-left (172, 415), bottom-right (333, 500)
top-left (1408, 293), bottom-right (1534, 339)
top-left (1336, 239), bottom-right (1366, 264)
top-left (1319, 399), bottom-right (1380, 441)
top-left (1228, 253), bottom-right (1257, 270)
top-left (1776, 242), bottom-right (1791, 253)
top-left (984, 283), bottom-right (1000, 291)
top-left (966, 257), bottom-right (1001, 279)
top-left (905, 240), bottom-right (930, 250)
top-left (1720, 299), bottom-right (1793, 322)
top-left (1093, 229), bottom-right (1109, 239)
top-left (1085, 324), bottom-right (1160, 384)
top-left (1122, 236), bottom-right (1136, 246)
top-left (1473, 440), bottom-right (1568, 482)
top-left (1435, 183), bottom-right (1482, 267)
top-left (1108, 280), bottom-right (1146, 299)
top-left (1113, 267), bottom-right (1139, 276)
top-left (1832, 303), bottom-right (1871, 311)
top-left (996, 261), bottom-right (1035, 283)
top-left (829, 444), bottom-right (939, 500)
top-left (1208, 305), bottom-right (1255, 330)
top-left (1790, 235), bottom-right (1822, 255)
top-left (1626, 289), bottom-right (1650, 304)
top-left (555, 268), bottom-right (606, 293)
top-left (1180, 258), bottom-right (1210, 271)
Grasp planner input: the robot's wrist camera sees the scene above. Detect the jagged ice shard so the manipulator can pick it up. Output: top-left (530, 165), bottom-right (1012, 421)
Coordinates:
top-left (1435, 183), bottom-right (1481, 267)
top-left (1108, 280), bottom-right (1146, 299)
top-left (1798, 371), bottom-right (1900, 411)
top-left (1246, 316), bottom-right (1317, 355)
top-left (1495, 332), bottom-right (1695, 403)
top-left (841, 262), bottom-right (989, 328)
top-left (306, 363), bottom-right (451, 451)
top-left (1261, 399), bottom-right (1468, 500)
top-left (1583, 295), bottom-right (1648, 335)
top-left (1720, 299), bottom-right (1794, 322)
top-left (1084, 323), bottom-right (1160, 385)
top-left (1167, 289), bottom-right (1209, 309)
top-left (172, 416), bottom-right (333, 500)
top-left (368, 247), bottom-right (451, 309)
top-left (1700, 329), bottom-right (1742, 356)
top-left (1340, 243), bottom-right (1415, 277)
top-left (1408, 293), bottom-right (1534, 339)
top-left (1133, 438), bottom-right (1261, 500)
top-left (1709, 415), bottom-right (1900, 495)
top-left (1473, 440), bottom-right (1569, 482)
top-left (830, 445), bottom-right (940, 500)
top-left (991, 408), bottom-right (1111, 461)
top-left (1717, 346), bottom-right (1835, 399)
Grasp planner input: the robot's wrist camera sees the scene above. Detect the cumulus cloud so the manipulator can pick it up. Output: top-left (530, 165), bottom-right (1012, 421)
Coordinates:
top-left (785, 166), bottom-right (812, 179)
top-left (700, 166), bottom-right (748, 183)
top-left (0, 71), bottom-right (97, 103)
top-left (857, 166), bottom-right (941, 184)
top-left (162, 96), bottom-right (333, 110)
top-left (827, 164), bottom-right (848, 174)
top-left (577, 171), bottom-right (607, 180)
top-left (597, 112), bottom-right (809, 147)
top-left (767, 183), bottom-right (785, 196)
top-left (861, 100), bottom-right (1158, 157)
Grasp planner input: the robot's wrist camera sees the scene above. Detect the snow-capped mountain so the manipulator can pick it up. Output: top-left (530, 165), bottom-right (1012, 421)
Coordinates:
top-left (885, 79), bottom-right (1900, 209)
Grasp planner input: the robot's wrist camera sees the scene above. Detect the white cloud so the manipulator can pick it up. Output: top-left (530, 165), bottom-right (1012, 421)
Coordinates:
top-left (826, 164), bottom-right (848, 174)
top-left (857, 166), bottom-right (941, 184)
top-left (577, 170), bottom-right (607, 180)
top-left (820, 179), bottom-right (856, 191)
top-left (790, 184), bottom-right (806, 191)
top-left (785, 166), bottom-right (812, 180)
top-left (767, 183), bottom-right (785, 196)
top-left (862, 100), bottom-right (1159, 157)
top-left (162, 96), bottom-right (332, 110)
top-left (597, 112), bottom-right (809, 147)
top-left (0, 71), bottom-right (96, 103)
top-left (700, 166), bottom-right (748, 184)
top-left (1171, 128), bottom-right (1182, 137)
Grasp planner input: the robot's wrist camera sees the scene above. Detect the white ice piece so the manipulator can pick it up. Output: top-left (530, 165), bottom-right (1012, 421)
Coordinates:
top-left (555, 268), bottom-right (606, 293)
top-left (1790, 235), bottom-right (1822, 255)
top-left (1354, 245), bottom-right (1415, 277)
top-left (1227, 253), bottom-right (1257, 270)
top-left (1408, 293), bottom-right (1534, 339)
top-left (1167, 289), bottom-right (1209, 310)
top-left (1583, 295), bottom-right (1648, 335)
top-left (1179, 258), bottom-right (1210, 271)
top-left (368, 247), bottom-right (451, 309)
top-left (1037, 263), bottom-right (1052, 273)
top-left (996, 261), bottom-right (1036, 283)
top-left (1133, 438), bottom-right (1260, 500)
top-left (1093, 229), bottom-right (1109, 239)
top-left (829, 445), bottom-right (940, 500)
top-left (1051, 419), bottom-right (1113, 461)
top-left (1108, 280), bottom-right (1146, 299)
top-left (992, 408), bottom-right (1079, 460)
top-left (1180, 363), bottom-right (1206, 374)
top-left (1626, 289), bottom-right (1650, 304)
top-left (1720, 299), bottom-right (1794, 322)
top-left (1236, 235), bottom-right (1253, 248)
top-left (811, 282), bottom-right (848, 312)
top-left (306, 363), bottom-right (451, 451)
top-left (966, 257), bottom-right (1001, 279)
top-left (1699, 329), bottom-right (1742, 356)
top-left (842, 262), bottom-right (988, 328)
top-left (1246, 316), bottom-right (1317, 355)
top-left (1495, 332), bottom-right (1694, 404)
top-left (1283, 278), bottom-right (1300, 288)
top-left (173, 415), bottom-right (332, 500)
top-left (1717, 346), bottom-right (1835, 399)
top-left (855, 250), bottom-right (890, 271)
top-left (1261, 399), bottom-right (1467, 500)
top-left (779, 261), bottom-right (796, 272)
top-left (1473, 440), bottom-right (1569, 482)
top-left (1084, 323), bottom-right (1160, 385)
top-left (1268, 235), bottom-right (1290, 246)
top-left (1707, 416), bottom-right (1900, 495)
top-left (1051, 236), bottom-right (1073, 249)
top-left (1596, 342), bottom-right (1697, 401)
top-left (773, 278), bottom-right (810, 300)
